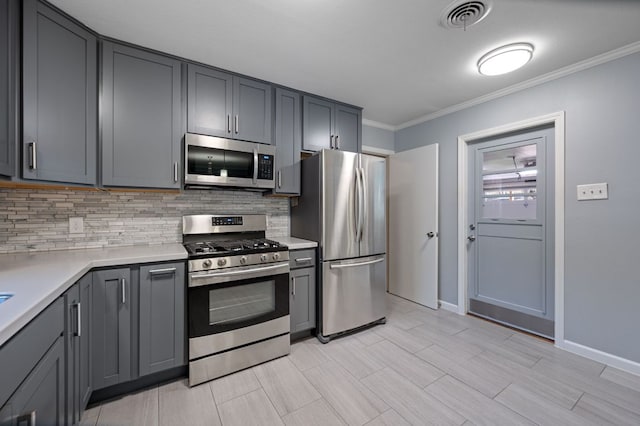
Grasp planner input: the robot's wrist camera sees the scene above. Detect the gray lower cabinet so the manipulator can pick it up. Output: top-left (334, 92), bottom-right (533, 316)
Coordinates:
top-left (101, 42), bottom-right (182, 189)
top-left (139, 262), bottom-right (185, 376)
top-left (0, 0), bottom-right (18, 177)
top-left (91, 268), bottom-right (132, 390)
top-left (289, 249), bottom-right (316, 333)
top-left (0, 298), bottom-right (65, 426)
top-left (64, 274), bottom-right (92, 425)
top-left (22, 0), bottom-right (97, 185)
top-left (187, 64), bottom-right (272, 144)
top-left (92, 262), bottom-right (185, 390)
top-left (273, 88), bottom-right (301, 195)
top-left (302, 96), bottom-right (361, 153)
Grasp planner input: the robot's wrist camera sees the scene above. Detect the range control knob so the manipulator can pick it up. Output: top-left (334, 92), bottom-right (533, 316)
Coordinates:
top-left (202, 259), bottom-right (212, 268)
top-left (272, 253), bottom-right (281, 261)
top-left (240, 256), bottom-right (247, 265)
top-left (217, 258), bottom-right (227, 267)
top-left (260, 254), bottom-right (268, 262)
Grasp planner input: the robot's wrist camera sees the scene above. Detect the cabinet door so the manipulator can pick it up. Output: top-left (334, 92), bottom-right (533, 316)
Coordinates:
top-left (6, 337), bottom-right (65, 426)
top-left (22, 0), bottom-right (97, 184)
top-left (0, 0), bottom-right (17, 177)
top-left (102, 42), bottom-right (181, 189)
top-left (187, 64), bottom-right (232, 138)
top-left (92, 268), bottom-right (131, 390)
top-left (233, 77), bottom-right (272, 144)
top-left (274, 88), bottom-right (301, 194)
top-left (335, 104), bottom-right (361, 153)
top-left (78, 274), bottom-right (92, 413)
top-left (139, 262), bottom-right (185, 376)
top-left (290, 267), bottom-right (316, 333)
top-left (302, 96), bottom-right (334, 152)
top-left (64, 283), bottom-right (80, 426)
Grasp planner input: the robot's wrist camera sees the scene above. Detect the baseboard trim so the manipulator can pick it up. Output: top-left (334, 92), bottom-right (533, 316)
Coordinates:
top-left (560, 340), bottom-right (640, 377)
top-left (438, 300), bottom-right (459, 314)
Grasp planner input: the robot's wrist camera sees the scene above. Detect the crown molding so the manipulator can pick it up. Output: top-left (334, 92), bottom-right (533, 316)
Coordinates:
top-left (362, 119), bottom-right (396, 132)
top-left (396, 40), bottom-right (640, 131)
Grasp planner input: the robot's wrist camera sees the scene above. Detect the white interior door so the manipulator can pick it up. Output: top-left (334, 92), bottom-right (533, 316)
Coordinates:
top-left (389, 144), bottom-right (439, 309)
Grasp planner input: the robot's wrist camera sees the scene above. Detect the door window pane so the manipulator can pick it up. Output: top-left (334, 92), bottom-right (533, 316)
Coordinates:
top-left (209, 280), bottom-right (275, 325)
top-left (481, 144), bottom-right (537, 220)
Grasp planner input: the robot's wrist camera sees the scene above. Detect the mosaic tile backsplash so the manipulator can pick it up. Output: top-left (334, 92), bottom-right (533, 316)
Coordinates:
top-left (0, 188), bottom-right (290, 254)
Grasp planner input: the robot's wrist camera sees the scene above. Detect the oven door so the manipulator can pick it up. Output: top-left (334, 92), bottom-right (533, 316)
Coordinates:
top-left (188, 263), bottom-right (290, 343)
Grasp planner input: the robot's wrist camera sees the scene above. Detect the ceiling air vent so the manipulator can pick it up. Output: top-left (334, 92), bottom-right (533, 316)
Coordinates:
top-left (440, 1), bottom-right (491, 30)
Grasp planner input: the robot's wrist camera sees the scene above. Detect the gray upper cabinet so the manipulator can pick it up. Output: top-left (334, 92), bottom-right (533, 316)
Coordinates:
top-left (274, 88), bottom-right (301, 195)
top-left (91, 268), bottom-right (132, 390)
top-left (187, 64), bottom-right (272, 144)
top-left (22, 0), bottom-right (97, 185)
top-left (102, 42), bottom-right (182, 189)
top-left (0, 0), bottom-right (17, 177)
top-left (187, 65), bottom-right (232, 138)
top-left (303, 95), bottom-right (361, 153)
top-left (139, 262), bottom-right (185, 376)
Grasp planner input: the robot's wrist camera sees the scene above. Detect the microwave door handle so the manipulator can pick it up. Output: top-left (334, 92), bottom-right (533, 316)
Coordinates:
top-left (253, 148), bottom-right (258, 184)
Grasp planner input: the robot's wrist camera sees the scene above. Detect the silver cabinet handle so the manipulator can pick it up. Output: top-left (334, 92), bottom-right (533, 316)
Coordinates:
top-left (121, 278), bottom-right (126, 304)
top-left (227, 114), bottom-right (231, 133)
top-left (294, 257), bottom-right (313, 263)
top-left (336, 135), bottom-right (340, 150)
top-left (278, 171), bottom-right (282, 188)
top-left (174, 162), bottom-right (179, 182)
top-left (291, 276), bottom-right (295, 296)
top-left (235, 115), bottom-right (239, 134)
top-left (75, 302), bottom-right (82, 337)
top-left (29, 142), bottom-right (37, 170)
top-left (17, 410), bottom-right (36, 426)
top-left (330, 135), bottom-right (334, 149)
top-left (149, 267), bottom-right (177, 275)
top-left (468, 235), bottom-right (476, 242)
top-left (427, 232), bottom-right (435, 238)
top-left (330, 257), bottom-right (384, 269)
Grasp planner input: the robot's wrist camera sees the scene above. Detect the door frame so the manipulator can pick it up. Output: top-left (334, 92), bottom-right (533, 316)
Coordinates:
top-left (457, 111), bottom-right (565, 345)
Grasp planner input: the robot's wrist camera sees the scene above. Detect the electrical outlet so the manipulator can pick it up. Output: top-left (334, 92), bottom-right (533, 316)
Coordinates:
top-left (577, 183), bottom-right (608, 201)
top-left (69, 217), bottom-right (84, 234)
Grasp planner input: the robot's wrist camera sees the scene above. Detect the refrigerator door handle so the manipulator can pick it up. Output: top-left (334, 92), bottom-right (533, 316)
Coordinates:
top-left (329, 257), bottom-right (385, 269)
top-left (359, 167), bottom-right (367, 242)
top-left (354, 168), bottom-right (361, 242)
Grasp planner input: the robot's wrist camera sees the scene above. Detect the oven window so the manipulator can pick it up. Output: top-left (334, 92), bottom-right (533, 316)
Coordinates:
top-left (208, 280), bottom-right (275, 326)
top-left (188, 146), bottom-right (253, 178)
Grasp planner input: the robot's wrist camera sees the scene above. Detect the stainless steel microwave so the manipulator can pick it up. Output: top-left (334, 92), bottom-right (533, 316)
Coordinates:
top-left (184, 133), bottom-right (275, 190)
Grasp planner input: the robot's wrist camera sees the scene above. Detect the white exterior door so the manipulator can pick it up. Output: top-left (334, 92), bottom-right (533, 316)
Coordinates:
top-left (389, 144), bottom-right (439, 309)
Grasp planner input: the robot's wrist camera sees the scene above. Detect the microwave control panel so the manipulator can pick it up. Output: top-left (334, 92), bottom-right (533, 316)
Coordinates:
top-left (257, 155), bottom-right (274, 180)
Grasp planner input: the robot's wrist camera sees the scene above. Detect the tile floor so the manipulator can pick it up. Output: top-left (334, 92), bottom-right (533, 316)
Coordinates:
top-left (82, 294), bottom-right (640, 425)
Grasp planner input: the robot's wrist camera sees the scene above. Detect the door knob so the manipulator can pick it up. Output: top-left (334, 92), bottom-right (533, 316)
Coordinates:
top-left (427, 232), bottom-right (435, 238)
top-left (467, 235), bottom-right (476, 242)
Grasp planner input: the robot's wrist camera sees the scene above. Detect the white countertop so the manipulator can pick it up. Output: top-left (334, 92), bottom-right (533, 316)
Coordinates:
top-left (0, 244), bottom-right (187, 347)
top-left (270, 236), bottom-right (318, 250)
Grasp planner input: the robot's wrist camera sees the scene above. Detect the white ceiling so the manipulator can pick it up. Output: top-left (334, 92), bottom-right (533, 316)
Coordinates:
top-left (49, 0), bottom-right (640, 127)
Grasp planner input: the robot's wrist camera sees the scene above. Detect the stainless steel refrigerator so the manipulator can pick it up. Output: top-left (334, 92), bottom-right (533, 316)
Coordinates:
top-left (291, 149), bottom-right (386, 342)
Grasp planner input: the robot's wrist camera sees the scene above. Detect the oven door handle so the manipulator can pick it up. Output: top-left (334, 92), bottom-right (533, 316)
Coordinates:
top-left (190, 262), bottom-right (289, 282)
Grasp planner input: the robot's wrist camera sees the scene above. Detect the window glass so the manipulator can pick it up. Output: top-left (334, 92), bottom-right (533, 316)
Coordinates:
top-left (481, 144), bottom-right (537, 220)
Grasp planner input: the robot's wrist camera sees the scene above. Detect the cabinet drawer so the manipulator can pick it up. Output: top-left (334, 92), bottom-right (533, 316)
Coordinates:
top-left (0, 298), bottom-right (64, 407)
top-left (289, 249), bottom-right (316, 269)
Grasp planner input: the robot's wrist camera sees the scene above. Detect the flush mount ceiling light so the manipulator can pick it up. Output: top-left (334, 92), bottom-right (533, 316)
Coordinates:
top-left (477, 42), bottom-right (534, 76)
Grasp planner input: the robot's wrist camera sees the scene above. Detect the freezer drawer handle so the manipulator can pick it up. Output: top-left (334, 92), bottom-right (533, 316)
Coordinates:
top-left (330, 257), bottom-right (384, 269)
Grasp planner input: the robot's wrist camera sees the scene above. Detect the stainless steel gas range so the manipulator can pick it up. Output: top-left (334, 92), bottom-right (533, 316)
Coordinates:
top-left (183, 214), bottom-right (290, 386)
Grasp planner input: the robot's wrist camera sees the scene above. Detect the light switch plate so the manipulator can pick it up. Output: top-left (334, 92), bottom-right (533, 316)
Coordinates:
top-left (577, 183), bottom-right (608, 201)
top-left (69, 217), bottom-right (84, 233)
